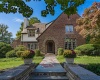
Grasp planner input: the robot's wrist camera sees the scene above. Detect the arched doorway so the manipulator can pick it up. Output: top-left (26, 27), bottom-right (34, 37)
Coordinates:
top-left (46, 40), bottom-right (55, 53)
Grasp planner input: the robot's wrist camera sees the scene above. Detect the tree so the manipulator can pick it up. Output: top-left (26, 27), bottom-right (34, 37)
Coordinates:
top-left (29, 17), bottom-right (40, 25)
top-left (76, 2), bottom-right (100, 43)
top-left (16, 17), bottom-right (40, 39)
top-left (0, 24), bottom-right (12, 43)
top-left (0, 0), bottom-right (85, 17)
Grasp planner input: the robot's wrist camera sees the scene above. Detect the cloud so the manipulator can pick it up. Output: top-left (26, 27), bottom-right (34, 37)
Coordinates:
top-left (13, 18), bottom-right (23, 23)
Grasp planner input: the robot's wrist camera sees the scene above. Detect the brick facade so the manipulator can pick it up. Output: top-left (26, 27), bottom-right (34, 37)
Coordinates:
top-left (37, 13), bottom-right (85, 54)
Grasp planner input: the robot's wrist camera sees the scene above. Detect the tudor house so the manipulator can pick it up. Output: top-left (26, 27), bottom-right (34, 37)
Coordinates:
top-left (12, 13), bottom-right (85, 54)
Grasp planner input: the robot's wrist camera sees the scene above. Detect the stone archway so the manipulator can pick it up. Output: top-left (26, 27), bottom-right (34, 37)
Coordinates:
top-left (46, 40), bottom-right (55, 54)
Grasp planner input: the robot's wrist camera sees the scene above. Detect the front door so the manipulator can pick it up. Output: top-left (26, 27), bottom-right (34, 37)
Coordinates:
top-left (47, 41), bottom-right (55, 53)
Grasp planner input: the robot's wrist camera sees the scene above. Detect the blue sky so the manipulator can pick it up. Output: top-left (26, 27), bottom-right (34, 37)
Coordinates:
top-left (0, 0), bottom-right (100, 38)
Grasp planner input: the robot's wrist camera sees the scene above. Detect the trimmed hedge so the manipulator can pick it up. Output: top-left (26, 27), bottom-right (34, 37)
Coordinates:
top-left (35, 49), bottom-right (41, 56)
top-left (58, 48), bottom-right (64, 55)
top-left (75, 44), bottom-right (100, 56)
top-left (75, 44), bottom-right (94, 55)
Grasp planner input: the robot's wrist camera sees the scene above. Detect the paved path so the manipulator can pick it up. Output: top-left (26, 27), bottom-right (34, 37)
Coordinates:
top-left (34, 53), bottom-right (66, 73)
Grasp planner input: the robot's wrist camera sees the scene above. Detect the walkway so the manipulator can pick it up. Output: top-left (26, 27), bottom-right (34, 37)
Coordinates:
top-left (29, 53), bottom-right (68, 80)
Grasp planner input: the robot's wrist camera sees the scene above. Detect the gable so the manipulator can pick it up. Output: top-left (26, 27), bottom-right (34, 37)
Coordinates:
top-left (37, 13), bottom-right (80, 40)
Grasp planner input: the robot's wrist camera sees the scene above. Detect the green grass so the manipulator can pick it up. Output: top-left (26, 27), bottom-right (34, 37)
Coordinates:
top-left (0, 56), bottom-right (43, 70)
top-left (56, 55), bottom-right (100, 64)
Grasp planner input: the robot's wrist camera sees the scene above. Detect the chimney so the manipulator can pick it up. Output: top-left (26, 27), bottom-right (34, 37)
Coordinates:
top-left (24, 18), bottom-right (29, 28)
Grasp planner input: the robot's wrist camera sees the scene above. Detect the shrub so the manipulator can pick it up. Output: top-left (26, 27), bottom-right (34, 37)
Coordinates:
top-left (74, 50), bottom-right (81, 56)
top-left (63, 50), bottom-right (76, 58)
top-left (0, 42), bottom-right (13, 58)
top-left (14, 45), bottom-right (27, 52)
top-left (21, 50), bottom-right (35, 59)
top-left (16, 51), bottom-right (24, 57)
top-left (6, 50), bottom-right (16, 58)
top-left (83, 64), bottom-right (100, 75)
top-left (58, 48), bottom-right (64, 55)
top-left (92, 49), bottom-right (100, 56)
top-left (75, 44), bottom-right (94, 55)
top-left (35, 49), bottom-right (41, 56)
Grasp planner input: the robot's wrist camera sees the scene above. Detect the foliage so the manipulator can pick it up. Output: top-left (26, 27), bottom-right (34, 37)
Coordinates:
top-left (42, 0), bottom-right (85, 17)
top-left (76, 2), bottom-right (100, 41)
top-left (29, 17), bottom-right (41, 25)
top-left (0, 0), bottom-right (85, 17)
top-left (20, 50), bottom-right (35, 59)
top-left (14, 45), bottom-right (27, 52)
top-left (92, 49), bottom-right (100, 56)
top-left (0, 42), bottom-right (13, 58)
top-left (58, 48), bottom-right (64, 55)
top-left (16, 23), bottom-right (23, 39)
top-left (82, 64), bottom-right (100, 76)
top-left (74, 50), bottom-right (81, 56)
top-left (0, 24), bottom-right (12, 44)
top-left (75, 44), bottom-right (94, 55)
top-left (6, 50), bottom-right (16, 58)
top-left (16, 17), bottom-right (40, 39)
top-left (16, 51), bottom-right (24, 57)
top-left (35, 49), bottom-right (41, 56)
top-left (63, 50), bottom-right (76, 58)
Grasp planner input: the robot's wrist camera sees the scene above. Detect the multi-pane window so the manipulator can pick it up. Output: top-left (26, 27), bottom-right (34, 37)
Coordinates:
top-left (65, 38), bottom-right (76, 50)
top-left (65, 25), bottom-right (74, 32)
top-left (28, 29), bottom-right (35, 37)
top-left (27, 43), bottom-right (37, 50)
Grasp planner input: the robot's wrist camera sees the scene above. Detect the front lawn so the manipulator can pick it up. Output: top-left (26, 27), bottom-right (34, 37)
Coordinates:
top-left (56, 55), bottom-right (100, 64)
top-left (0, 56), bottom-right (43, 70)
top-left (56, 55), bottom-right (100, 75)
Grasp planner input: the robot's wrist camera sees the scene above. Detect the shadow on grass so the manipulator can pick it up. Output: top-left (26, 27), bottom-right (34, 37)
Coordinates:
top-left (79, 63), bottom-right (100, 76)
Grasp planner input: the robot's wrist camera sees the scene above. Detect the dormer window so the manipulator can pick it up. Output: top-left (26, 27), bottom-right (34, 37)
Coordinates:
top-left (65, 25), bottom-right (73, 32)
top-left (28, 29), bottom-right (35, 37)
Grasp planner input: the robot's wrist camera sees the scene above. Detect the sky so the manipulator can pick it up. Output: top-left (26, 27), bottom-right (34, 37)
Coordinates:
top-left (0, 0), bottom-right (100, 38)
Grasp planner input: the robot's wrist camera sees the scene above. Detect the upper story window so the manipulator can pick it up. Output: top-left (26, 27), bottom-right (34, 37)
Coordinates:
top-left (65, 25), bottom-right (74, 33)
top-left (28, 29), bottom-right (35, 37)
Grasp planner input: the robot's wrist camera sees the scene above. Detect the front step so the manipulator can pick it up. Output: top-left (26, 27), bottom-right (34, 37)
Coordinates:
top-left (29, 76), bottom-right (68, 80)
top-left (31, 72), bottom-right (66, 76)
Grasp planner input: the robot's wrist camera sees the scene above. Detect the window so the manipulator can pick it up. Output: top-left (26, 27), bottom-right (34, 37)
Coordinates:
top-left (28, 29), bottom-right (35, 37)
top-left (65, 25), bottom-right (73, 32)
top-left (65, 38), bottom-right (76, 50)
top-left (27, 43), bottom-right (37, 50)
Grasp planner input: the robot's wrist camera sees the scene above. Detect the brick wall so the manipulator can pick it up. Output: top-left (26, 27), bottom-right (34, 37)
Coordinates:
top-left (37, 13), bottom-right (85, 54)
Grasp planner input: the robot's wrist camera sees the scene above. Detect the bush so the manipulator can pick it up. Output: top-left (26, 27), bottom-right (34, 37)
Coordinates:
top-left (16, 51), bottom-right (24, 57)
top-left (75, 44), bottom-right (94, 55)
top-left (35, 49), bottom-right (41, 56)
top-left (6, 50), bottom-right (16, 58)
top-left (14, 45), bottom-right (27, 52)
top-left (21, 50), bottom-right (35, 59)
top-left (63, 50), bottom-right (76, 58)
top-left (74, 50), bottom-right (81, 56)
top-left (58, 48), bottom-right (64, 55)
top-left (82, 64), bottom-right (100, 75)
top-left (0, 42), bottom-right (13, 58)
top-left (92, 49), bottom-right (100, 56)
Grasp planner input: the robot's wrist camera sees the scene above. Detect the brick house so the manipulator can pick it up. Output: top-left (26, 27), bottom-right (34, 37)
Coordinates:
top-left (37, 13), bottom-right (85, 54)
top-left (12, 13), bottom-right (85, 54)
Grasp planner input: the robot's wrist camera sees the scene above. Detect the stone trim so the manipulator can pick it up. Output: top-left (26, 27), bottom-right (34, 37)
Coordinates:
top-left (64, 63), bottom-right (100, 80)
top-left (0, 64), bottom-right (35, 80)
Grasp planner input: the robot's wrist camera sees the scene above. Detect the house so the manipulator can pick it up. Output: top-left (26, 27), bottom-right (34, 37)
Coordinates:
top-left (12, 13), bottom-right (85, 54)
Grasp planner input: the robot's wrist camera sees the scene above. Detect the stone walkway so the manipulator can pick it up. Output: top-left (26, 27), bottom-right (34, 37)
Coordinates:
top-left (29, 53), bottom-right (68, 80)
top-left (34, 53), bottom-right (66, 72)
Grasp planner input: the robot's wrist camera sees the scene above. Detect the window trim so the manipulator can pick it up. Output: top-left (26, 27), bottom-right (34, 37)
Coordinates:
top-left (65, 25), bottom-right (74, 33)
top-left (27, 29), bottom-right (35, 37)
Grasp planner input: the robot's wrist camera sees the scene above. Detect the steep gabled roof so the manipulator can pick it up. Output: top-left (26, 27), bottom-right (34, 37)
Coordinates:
top-left (37, 12), bottom-right (80, 40)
